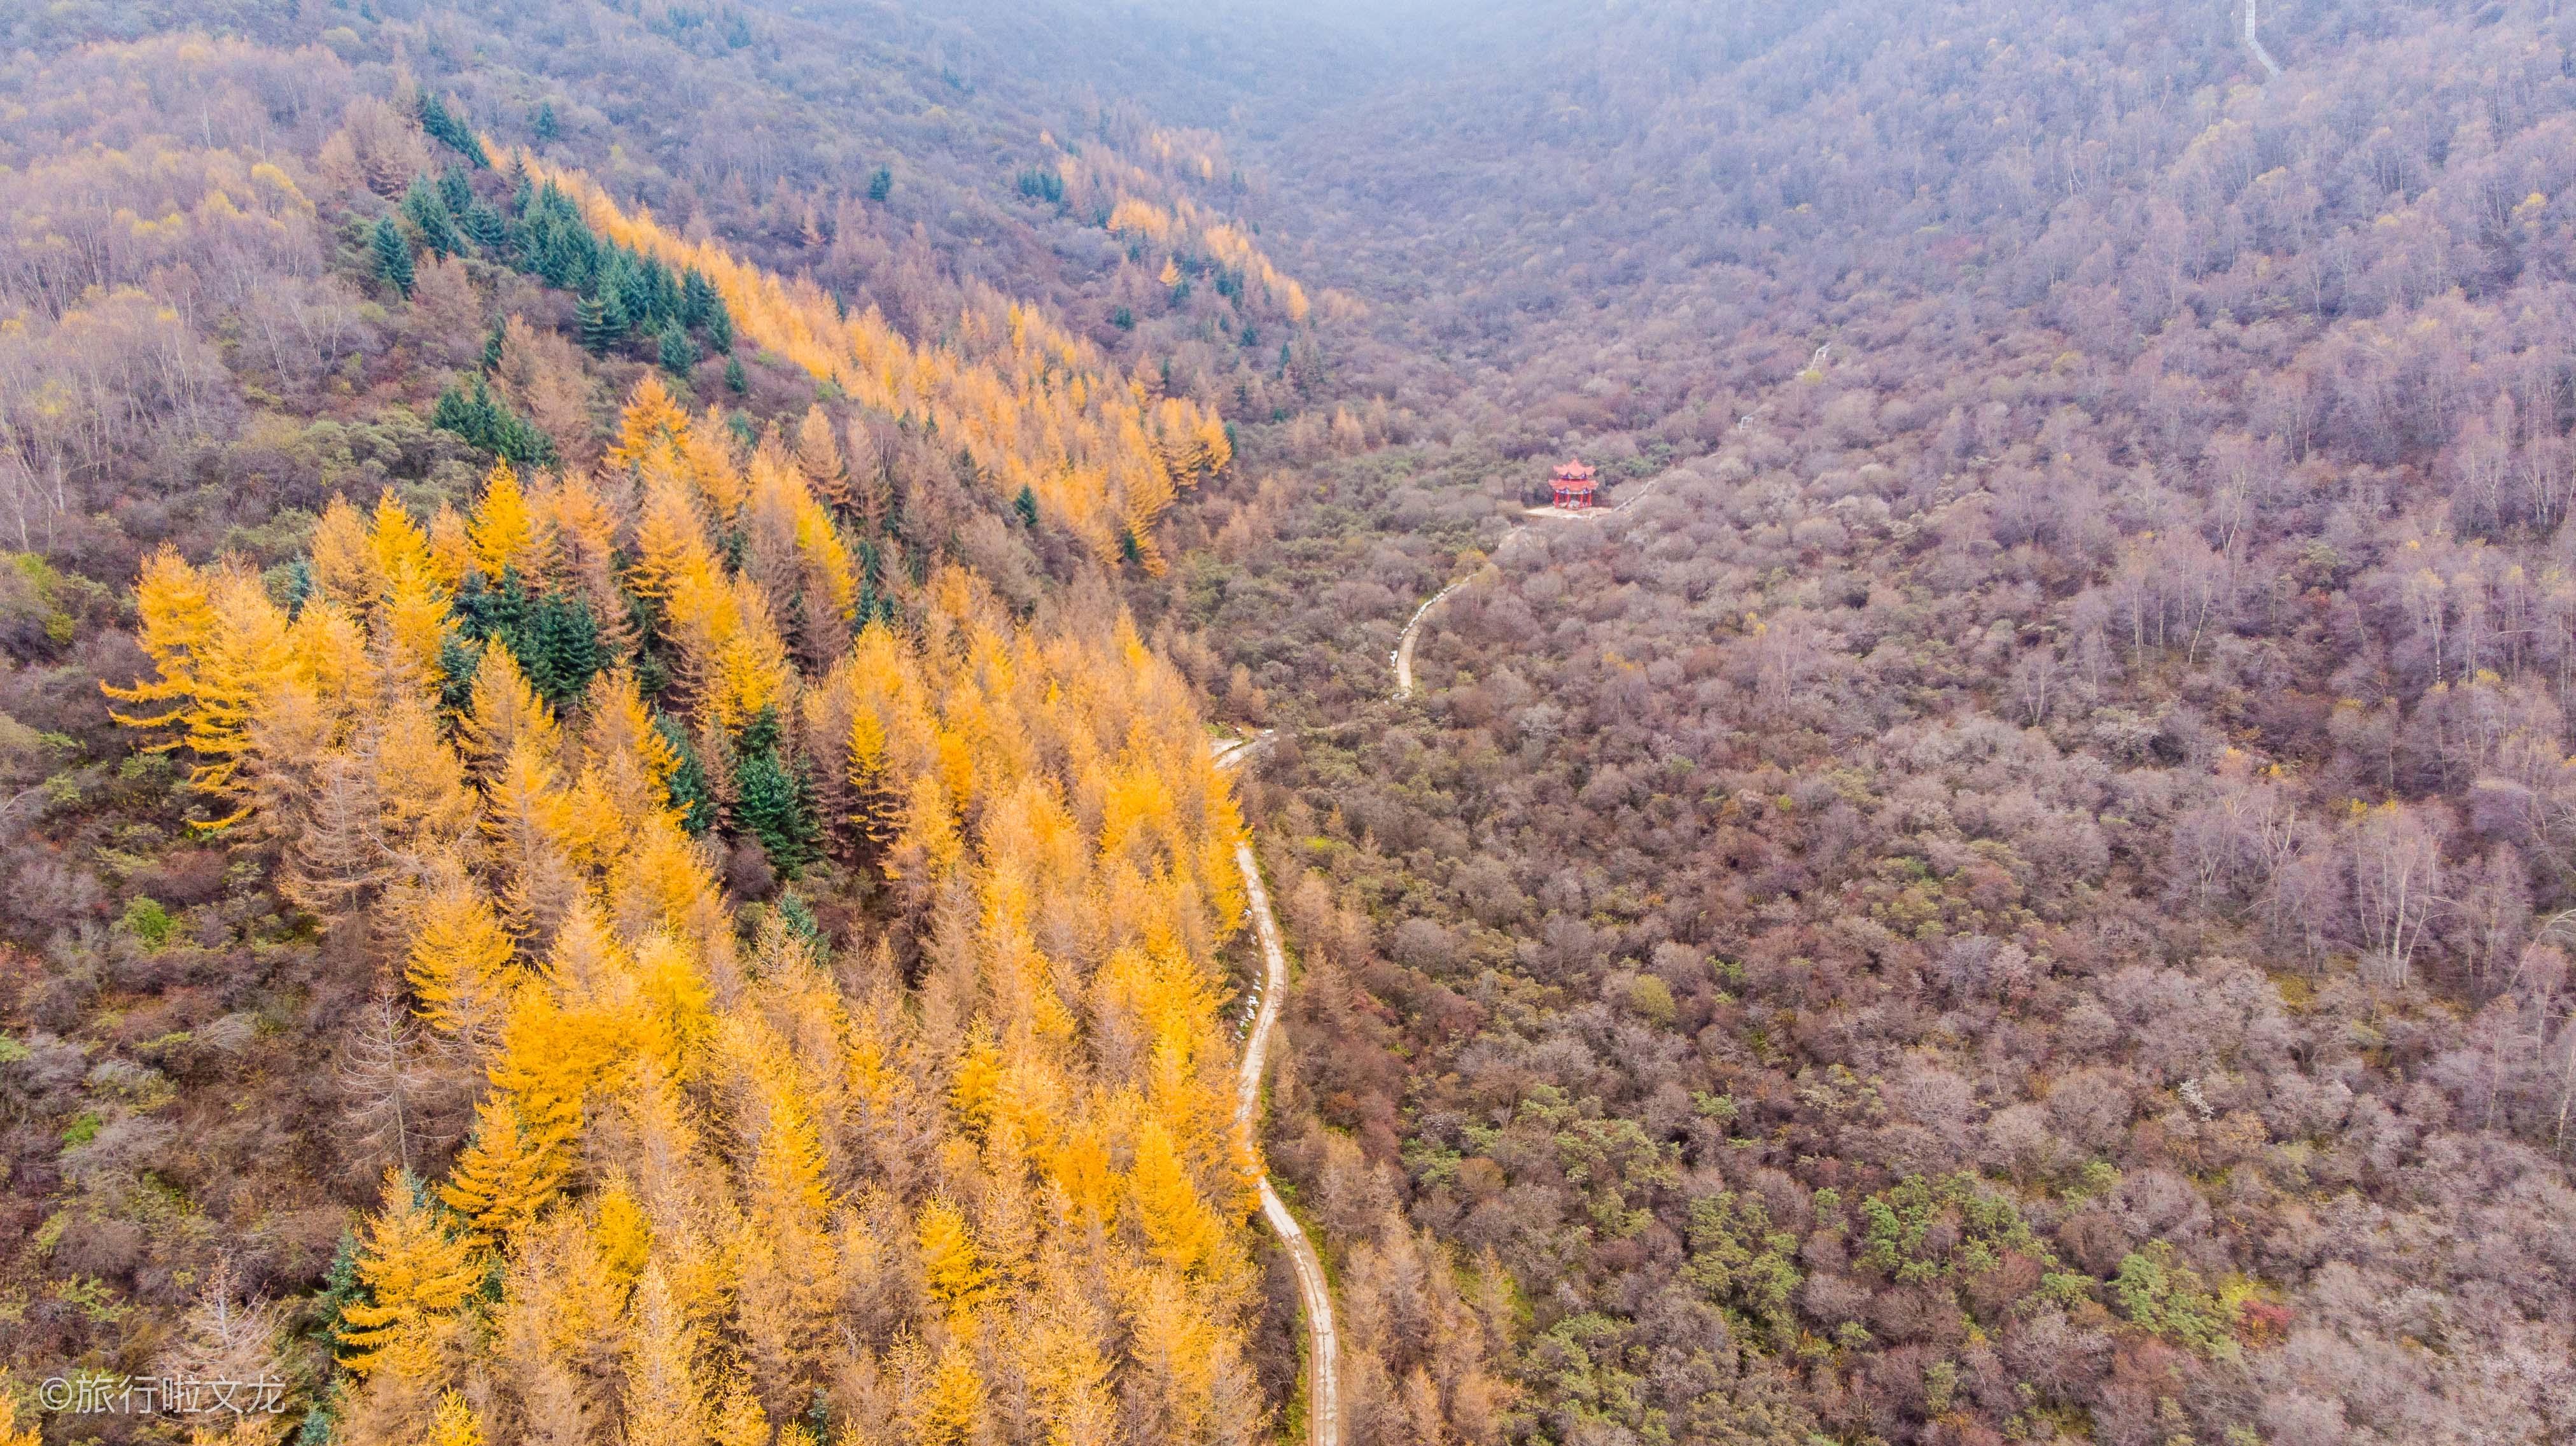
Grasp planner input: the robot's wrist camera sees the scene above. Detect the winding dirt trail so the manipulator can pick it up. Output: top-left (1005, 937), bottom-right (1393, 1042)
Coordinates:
top-left (1392, 474), bottom-right (1678, 699)
top-left (1390, 584), bottom-right (1460, 698)
top-left (1215, 734), bottom-right (1340, 1446)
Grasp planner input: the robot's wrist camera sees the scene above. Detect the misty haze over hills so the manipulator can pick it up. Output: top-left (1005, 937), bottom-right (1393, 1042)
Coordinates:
top-left (3, 3), bottom-right (2575, 1446)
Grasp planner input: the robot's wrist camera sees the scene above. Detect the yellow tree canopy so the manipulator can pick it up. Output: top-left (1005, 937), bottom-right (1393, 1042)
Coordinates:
top-left (105, 198), bottom-right (1269, 1443)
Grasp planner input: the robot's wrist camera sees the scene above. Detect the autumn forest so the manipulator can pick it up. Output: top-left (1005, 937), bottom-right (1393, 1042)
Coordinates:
top-left (4, 3), bottom-right (2576, 1446)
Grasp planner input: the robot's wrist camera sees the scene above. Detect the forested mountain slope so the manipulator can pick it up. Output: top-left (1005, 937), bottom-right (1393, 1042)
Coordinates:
top-left (1159, 2), bottom-right (2576, 1444)
top-left (8, 3), bottom-right (2576, 1446)
top-left (0, 10), bottom-right (1320, 1445)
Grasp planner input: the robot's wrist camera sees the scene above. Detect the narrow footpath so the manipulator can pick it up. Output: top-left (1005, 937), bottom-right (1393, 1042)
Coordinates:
top-left (1390, 584), bottom-right (1459, 698)
top-left (1392, 473), bottom-right (1677, 699)
top-left (1215, 735), bottom-right (1340, 1446)
top-left (2245, 0), bottom-right (2283, 78)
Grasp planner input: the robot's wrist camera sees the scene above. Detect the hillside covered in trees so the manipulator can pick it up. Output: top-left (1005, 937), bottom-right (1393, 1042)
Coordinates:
top-left (6, 3), bottom-right (2576, 1446)
top-left (0, 13), bottom-right (1285, 1446)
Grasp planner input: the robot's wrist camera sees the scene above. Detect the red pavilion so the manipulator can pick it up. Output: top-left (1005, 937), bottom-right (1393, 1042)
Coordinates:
top-left (1548, 458), bottom-right (1599, 510)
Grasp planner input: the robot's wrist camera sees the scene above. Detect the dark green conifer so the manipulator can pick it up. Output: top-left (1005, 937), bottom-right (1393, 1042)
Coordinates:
top-left (732, 709), bottom-right (820, 878)
top-left (655, 714), bottom-right (717, 836)
top-left (521, 593), bottom-right (602, 707)
top-left (437, 165), bottom-right (474, 220)
top-left (437, 635), bottom-right (482, 714)
top-left (432, 379), bottom-right (554, 466)
top-left (776, 892), bottom-right (825, 950)
top-left (451, 570), bottom-right (529, 648)
top-left (643, 257), bottom-right (680, 328)
top-left (419, 91), bottom-right (485, 165)
top-left (576, 293), bottom-right (615, 355)
top-left (681, 269), bottom-right (718, 327)
top-left (371, 217), bottom-right (414, 297)
top-left (463, 200), bottom-right (507, 251)
top-left (607, 253), bottom-right (653, 331)
top-left (402, 177), bottom-right (465, 258)
top-left (278, 558), bottom-right (314, 614)
top-left (659, 323), bottom-right (697, 377)
top-left (598, 287), bottom-right (631, 344)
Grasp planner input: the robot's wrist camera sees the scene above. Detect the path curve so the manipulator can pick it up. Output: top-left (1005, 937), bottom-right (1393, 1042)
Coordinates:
top-left (1392, 473), bottom-right (1680, 699)
top-left (2244, 0), bottom-right (2283, 78)
top-left (1216, 735), bottom-right (1340, 1446)
top-left (1391, 584), bottom-right (1461, 698)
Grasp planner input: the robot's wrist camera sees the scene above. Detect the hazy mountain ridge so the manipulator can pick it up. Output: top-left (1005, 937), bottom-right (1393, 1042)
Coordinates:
top-left (6, 3), bottom-right (2576, 1446)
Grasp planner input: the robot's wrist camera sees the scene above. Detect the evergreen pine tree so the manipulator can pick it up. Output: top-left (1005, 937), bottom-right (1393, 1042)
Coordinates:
top-left (599, 286), bottom-right (632, 345)
top-left (279, 557), bottom-right (314, 613)
top-left (296, 1391), bottom-right (342, 1446)
top-left (403, 176), bottom-right (465, 258)
top-left (437, 636), bottom-right (482, 715)
top-left (532, 101), bottom-right (559, 143)
top-left (705, 299), bottom-right (734, 354)
top-left (867, 167), bottom-right (892, 202)
top-left (606, 253), bottom-right (652, 332)
top-left (312, 1230), bottom-right (365, 1344)
top-left (775, 891), bottom-right (824, 950)
top-left (522, 594), bottom-right (602, 708)
top-left (432, 379), bottom-right (554, 466)
top-left (371, 217), bottom-right (414, 297)
top-left (419, 91), bottom-right (486, 166)
top-left (732, 709), bottom-right (819, 877)
top-left (577, 293), bottom-right (616, 356)
top-left (483, 320), bottom-right (507, 372)
top-left (431, 382), bottom-right (479, 439)
top-left (498, 403), bottom-right (554, 467)
top-left (681, 269), bottom-right (718, 327)
top-left (724, 356), bottom-right (748, 395)
top-left (473, 377), bottom-right (507, 442)
top-left (655, 713), bottom-right (717, 835)
top-left (1013, 486), bottom-right (1039, 528)
top-left (453, 570), bottom-right (532, 650)
top-left (463, 200), bottom-right (507, 251)
top-left (659, 323), bottom-right (697, 377)
top-left (643, 256), bottom-right (682, 330)
top-left (437, 165), bottom-right (475, 220)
